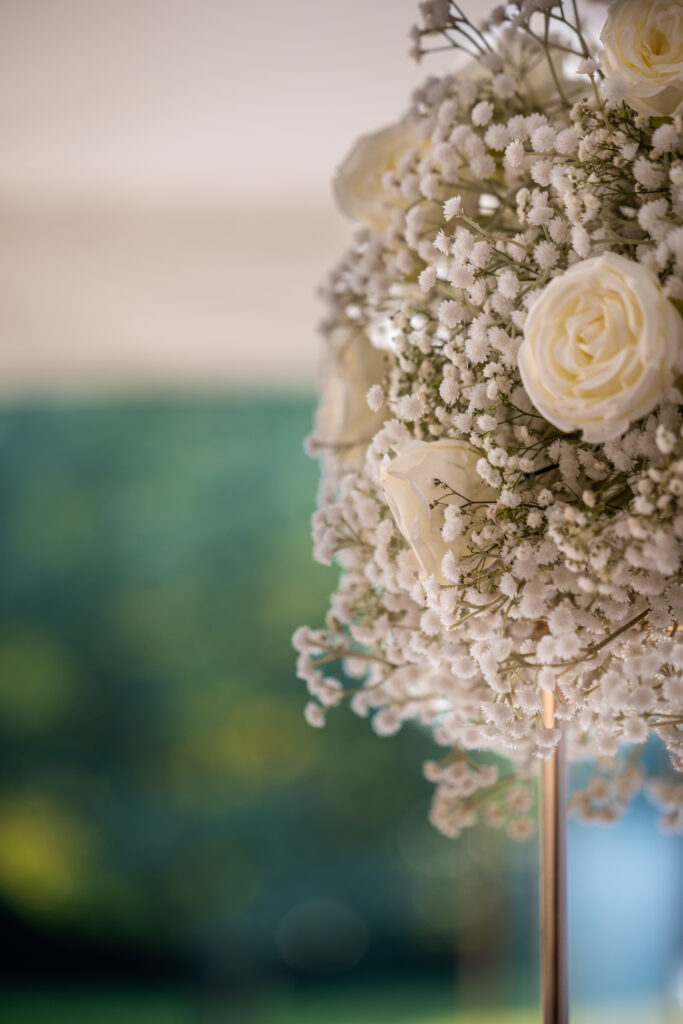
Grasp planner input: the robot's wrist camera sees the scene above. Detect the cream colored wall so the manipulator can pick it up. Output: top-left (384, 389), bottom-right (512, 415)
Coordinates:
top-left (0, 0), bottom-right (604, 392)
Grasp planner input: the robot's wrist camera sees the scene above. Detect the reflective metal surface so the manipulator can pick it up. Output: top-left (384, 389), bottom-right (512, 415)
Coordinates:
top-left (541, 691), bottom-right (569, 1024)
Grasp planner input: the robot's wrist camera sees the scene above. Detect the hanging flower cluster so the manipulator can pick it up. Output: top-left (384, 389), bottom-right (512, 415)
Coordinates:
top-left (295, 0), bottom-right (683, 839)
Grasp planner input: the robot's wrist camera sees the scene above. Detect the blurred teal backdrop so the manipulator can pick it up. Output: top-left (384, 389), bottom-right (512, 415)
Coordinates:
top-left (0, 396), bottom-right (679, 1024)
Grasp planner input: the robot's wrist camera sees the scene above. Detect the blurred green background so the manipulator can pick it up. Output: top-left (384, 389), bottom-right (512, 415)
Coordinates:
top-left (0, 396), bottom-right (680, 1023)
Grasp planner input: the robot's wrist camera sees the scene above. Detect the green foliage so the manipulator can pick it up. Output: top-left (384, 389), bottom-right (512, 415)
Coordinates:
top-left (0, 397), bottom-right (449, 954)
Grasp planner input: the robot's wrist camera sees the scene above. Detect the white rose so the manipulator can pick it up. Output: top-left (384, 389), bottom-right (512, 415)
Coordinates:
top-left (316, 328), bottom-right (387, 463)
top-left (333, 118), bottom-right (423, 230)
top-left (600, 0), bottom-right (683, 118)
top-left (380, 439), bottom-right (495, 583)
top-left (518, 252), bottom-right (683, 444)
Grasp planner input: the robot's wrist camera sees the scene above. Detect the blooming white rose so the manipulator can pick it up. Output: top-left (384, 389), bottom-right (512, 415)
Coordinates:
top-left (518, 252), bottom-right (683, 444)
top-left (600, 0), bottom-right (683, 117)
top-left (333, 118), bottom-right (423, 230)
top-left (380, 439), bottom-right (495, 583)
top-left (316, 328), bottom-right (387, 463)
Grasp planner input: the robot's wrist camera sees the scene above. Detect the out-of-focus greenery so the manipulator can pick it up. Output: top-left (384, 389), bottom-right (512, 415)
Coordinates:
top-left (0, 397), bottom-right (681, 1022)
top-left (0, 987), bottom-right (677, 1024)
top-left (0, 397), bottom-right (336, 939)
top-left (0, 397), bottom-right (536, 995)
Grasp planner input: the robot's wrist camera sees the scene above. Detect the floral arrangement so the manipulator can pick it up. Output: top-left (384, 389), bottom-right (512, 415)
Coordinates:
top-left (294, 0), bottom-right (683, 840)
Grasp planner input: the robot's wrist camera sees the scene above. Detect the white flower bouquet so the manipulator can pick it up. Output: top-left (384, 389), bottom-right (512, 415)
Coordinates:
top-left (294, 0), bottom-right (683, 843)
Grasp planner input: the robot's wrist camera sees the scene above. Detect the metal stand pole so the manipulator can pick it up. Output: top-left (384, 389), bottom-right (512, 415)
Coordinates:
top-left (541, 691), bottom-right (569, 1024)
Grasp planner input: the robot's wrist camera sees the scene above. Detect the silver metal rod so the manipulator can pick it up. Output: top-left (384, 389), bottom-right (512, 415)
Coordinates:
top-left (541, 691), bottom-right (569, 1024)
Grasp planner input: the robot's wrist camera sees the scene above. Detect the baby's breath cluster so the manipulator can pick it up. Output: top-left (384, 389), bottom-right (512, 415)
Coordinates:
top-left (296, 0), bottom-right (683, 839)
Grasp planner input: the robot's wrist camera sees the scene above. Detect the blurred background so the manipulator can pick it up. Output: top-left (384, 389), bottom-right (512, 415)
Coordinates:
top-left (0, 1), bottom-right (680, 1022)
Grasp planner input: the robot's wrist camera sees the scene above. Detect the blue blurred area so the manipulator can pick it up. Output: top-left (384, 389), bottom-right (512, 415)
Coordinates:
top-left (0, 396), bottom-right (679, 1022)
top-left (569, 796), bottom-right (683, 1007)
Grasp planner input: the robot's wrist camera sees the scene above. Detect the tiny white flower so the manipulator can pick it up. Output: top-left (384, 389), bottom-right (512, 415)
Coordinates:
top-left (420, 172), bottom-right (441, 199)
top-left (472, 101), bottom-right (494, 126)
top-left (439, 376), bottom-right (460, 404)
top-left (527, 203), bottom-right (553, 227)
top-left (470, 153), bottom-right (497, 179)
top-left (577, 58), bottom-right (599, 77)
top-left (498, 269), bottom-right (520, 299)
top-left (419, 266), bottom-right (438, 293)
top-left (493, 73), bottom-right (517, 99)
top-left (531, 125), bottom-right (556, 153)
top-left (554, 128), bottom-right (580, 155)
top-left (652, 123), bottom-right (680, 153)
top-left (622, 716), bottom-right (649, 743)
top-left (304, 702), bottom-right (325, 727)
top-left (485, 123), bottom-right (510, 150)
top-left (396, 394), bottom-right (426, 421)
top-left (634, 157), bottom-right (665, 189)
top-left (439, 300), bottom-right (467, 328)
top-left (533, 240), bottom-right (559, 269)
top-left (470, 241), bottom-right (491, 268)
top-left (367, 384), bottom-right (384, 412)
top-left (505, 139), bottom-right (525, 169)
top-left (570, 224), bottom-right (591, 258)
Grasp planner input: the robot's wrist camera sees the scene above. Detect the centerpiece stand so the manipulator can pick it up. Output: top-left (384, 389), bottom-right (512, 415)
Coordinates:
top-left (541, 693), bottom-right (569, 1024)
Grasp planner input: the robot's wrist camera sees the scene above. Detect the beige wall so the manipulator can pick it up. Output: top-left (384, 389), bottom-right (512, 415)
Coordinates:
top-left (0, 0), bottom-right (604, 392)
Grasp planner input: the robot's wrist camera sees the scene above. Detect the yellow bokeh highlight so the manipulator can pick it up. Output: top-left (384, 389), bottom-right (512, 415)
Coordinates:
top-left (0, 796), bottom-right (95, 914)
